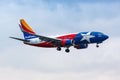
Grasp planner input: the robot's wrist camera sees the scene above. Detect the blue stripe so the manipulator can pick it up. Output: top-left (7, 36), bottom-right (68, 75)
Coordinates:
top-left (23, 32), bottom-right (37, 40)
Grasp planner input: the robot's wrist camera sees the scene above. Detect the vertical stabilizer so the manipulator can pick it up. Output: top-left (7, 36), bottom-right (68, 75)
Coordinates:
top-left (19, 19), bottom-right (37, 40)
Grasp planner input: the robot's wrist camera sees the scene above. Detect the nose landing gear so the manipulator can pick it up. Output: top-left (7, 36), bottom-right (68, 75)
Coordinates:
top-left (96, 44), bottom-right (99, 48)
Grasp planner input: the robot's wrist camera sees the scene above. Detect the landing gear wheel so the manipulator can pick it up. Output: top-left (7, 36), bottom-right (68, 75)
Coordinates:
top-left (96, 44), bottom-right (99, 48)
top-left (65, 49), bottom-right (70, 53)
top-left (57, 47), bottom-right (61, 51)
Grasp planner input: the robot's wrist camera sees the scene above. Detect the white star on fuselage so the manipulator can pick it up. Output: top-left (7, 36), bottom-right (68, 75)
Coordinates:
top-left (80, 32), bottom-right (95, 43)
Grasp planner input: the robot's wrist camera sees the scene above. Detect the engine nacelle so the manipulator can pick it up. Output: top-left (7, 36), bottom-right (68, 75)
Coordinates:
top-left (74, 44), bottom-right (88, 49)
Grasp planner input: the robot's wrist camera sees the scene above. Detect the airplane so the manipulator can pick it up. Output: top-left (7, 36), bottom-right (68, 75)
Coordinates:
top-left (10, 19), bottom-right (109, 53)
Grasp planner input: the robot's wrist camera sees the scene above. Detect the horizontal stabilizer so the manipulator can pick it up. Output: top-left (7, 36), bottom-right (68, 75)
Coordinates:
top-left (9, 37), bottom-right (30, 42)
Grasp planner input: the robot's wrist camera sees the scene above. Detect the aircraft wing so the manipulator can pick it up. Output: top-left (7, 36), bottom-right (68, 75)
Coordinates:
top-left (32, 34), bottom-right (62, 46)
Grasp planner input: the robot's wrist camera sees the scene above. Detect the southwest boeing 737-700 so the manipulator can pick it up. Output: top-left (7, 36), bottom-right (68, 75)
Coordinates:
top-left (10, 19), bottom-right (109, 53)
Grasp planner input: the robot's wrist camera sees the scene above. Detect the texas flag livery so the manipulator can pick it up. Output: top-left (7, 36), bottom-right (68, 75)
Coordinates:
top-left (10, 19), bottom-right (109, 53)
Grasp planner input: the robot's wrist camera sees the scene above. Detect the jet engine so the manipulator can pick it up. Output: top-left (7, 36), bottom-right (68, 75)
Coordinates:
top-left (74, 44), bottom-right (88, 49)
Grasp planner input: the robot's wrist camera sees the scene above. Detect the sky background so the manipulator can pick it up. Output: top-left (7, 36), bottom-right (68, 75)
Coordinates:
top-left (0, 0), bottom-right (120, 80)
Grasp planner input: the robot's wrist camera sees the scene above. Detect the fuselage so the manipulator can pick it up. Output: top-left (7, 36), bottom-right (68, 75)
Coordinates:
top-left (25, 31), bottom-right (109, 48)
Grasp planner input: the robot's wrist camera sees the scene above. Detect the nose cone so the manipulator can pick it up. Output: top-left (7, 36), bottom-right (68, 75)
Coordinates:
top-left (104, 35), bottom-right (109, 40)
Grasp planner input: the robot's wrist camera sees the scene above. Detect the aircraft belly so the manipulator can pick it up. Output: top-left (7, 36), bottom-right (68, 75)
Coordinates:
top-left (25, 42), bottom-right (55, 48)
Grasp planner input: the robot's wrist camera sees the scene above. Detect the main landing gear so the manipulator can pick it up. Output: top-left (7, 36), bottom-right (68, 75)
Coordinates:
top-left (57, 47), bottom-right (70, 53)
top-left (65, 48), bottom-right (70, 53)
top-left (57, 47), bottom-right (61, 51)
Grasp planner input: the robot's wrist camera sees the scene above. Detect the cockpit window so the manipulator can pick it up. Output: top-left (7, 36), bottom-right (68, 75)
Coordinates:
top-left (98, 32), bottom-right (103, 37)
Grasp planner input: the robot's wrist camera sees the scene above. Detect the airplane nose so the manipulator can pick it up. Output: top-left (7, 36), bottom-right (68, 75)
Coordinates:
top-left (104, 35), bottom-right (109, 40)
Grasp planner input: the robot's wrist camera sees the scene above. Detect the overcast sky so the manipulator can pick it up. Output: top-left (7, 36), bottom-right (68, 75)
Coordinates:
top-left (0, 0), bottom-right (120, 80)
